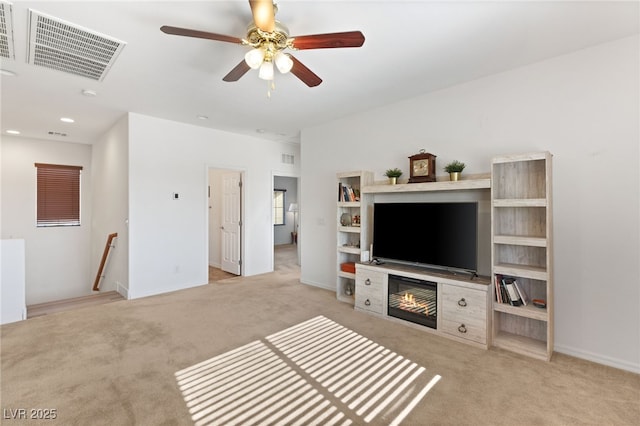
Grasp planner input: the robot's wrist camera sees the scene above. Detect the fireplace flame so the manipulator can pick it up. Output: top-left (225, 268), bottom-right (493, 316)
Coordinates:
top-left (400, 292), bottom-right (430, 316)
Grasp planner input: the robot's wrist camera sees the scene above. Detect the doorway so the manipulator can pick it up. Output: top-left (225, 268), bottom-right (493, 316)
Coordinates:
top-left (208, 168), bottom-right (243, 282)
top-left (273, 175), bottom-right (299, 270)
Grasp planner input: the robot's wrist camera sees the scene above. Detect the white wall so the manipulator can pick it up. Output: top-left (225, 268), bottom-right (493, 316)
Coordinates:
top-left (1, 137), bottom-right (93, 305)
top-left (91, 115), bottom-right (129, 297)
top-left (127, 113), bottom-right (300, 299)
top-left (300, 36), bottom-right (639, 372)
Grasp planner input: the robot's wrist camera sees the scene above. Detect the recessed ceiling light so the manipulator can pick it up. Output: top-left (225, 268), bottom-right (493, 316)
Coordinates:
top-left (60, 117), bottom-right (75, 123)
top-left (0, 69), bottom-right (17, 76)
top-left (256, 129), bottom-right (266, 133)
top-left (6, 130), bottom-right (20, 135)
top-left (82, 89), bottom-right (97, 97)
top-left (197, 115), bottom-right (209, 120)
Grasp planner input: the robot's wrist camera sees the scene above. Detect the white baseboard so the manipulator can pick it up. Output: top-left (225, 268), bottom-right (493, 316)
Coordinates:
top-left (299, 279), bottom-right (333, 292)
top-left (554, 344), bottom-right (640, 374)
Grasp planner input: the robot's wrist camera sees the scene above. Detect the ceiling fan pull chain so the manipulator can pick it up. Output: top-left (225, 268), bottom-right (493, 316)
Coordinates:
top-left (267, 79), bottom-right (274, 98)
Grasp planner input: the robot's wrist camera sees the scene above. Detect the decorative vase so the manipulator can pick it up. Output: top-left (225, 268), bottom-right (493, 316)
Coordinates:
top-left (389, 177), bottom-right (397, 185)
top-left (449, 172), bottom-right (460, 181)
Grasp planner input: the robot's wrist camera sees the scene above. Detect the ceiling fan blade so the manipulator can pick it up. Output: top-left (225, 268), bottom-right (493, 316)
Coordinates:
top-left (160, 25), bottom-right (243, 44)
top-left (289, 55), bottom-right (322, 87)
top-left (249, 0), bottom-right (275, 32)
top-left (290, 31), bottom-right (365, 50)
top-left (223, 60), bottom-right (251, 82)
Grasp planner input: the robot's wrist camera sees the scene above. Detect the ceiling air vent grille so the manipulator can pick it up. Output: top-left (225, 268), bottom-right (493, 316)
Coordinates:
top-left (0, 1), bottom-right (15, 59)
top-left (27, 9), bottom-right (126, 81)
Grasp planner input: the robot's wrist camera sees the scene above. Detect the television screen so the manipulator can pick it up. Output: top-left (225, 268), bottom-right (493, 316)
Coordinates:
top-left (372, 202), bottom-right (478, 273)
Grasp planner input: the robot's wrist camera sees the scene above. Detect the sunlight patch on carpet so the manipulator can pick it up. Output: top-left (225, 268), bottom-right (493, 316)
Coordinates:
top-left (175, 316), bottom-right (440, 425)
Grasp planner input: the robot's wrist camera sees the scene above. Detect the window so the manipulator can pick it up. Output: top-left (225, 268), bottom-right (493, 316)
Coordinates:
top-left (273, 189), bottom-right (286, 226)
top-left (35, 163), bottom-right (83, 227)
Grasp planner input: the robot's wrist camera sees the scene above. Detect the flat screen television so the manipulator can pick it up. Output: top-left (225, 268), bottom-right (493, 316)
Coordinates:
top-left (372, 202), bottom-right (478, 274)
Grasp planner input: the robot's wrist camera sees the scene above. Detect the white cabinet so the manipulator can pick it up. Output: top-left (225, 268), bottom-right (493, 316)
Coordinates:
top-left (1, 239), bottom-right (26, 324)
top-left (491, 152), bottom-right (553, 360)
top-left (336, 171), bottom-right (373, 304)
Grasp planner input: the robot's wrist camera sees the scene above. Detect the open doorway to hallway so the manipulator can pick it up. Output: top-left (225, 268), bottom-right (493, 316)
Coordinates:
top-left (273, 175), bottom-right (299, 271)
top-left (208, 168), bottom-right (243, 282)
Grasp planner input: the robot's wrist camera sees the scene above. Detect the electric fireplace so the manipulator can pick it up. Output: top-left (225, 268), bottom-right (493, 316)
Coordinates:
top-left (387, 274), bottom-right (437, 329)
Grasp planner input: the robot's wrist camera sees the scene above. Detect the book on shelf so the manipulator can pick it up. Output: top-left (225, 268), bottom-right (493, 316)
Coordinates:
top-left (513, 280), bottom-right (529, 306)
top-left (494, 274), bottom-right (503, 303)
top-left (338, 183), bottom-right (360, 202)
top-left (495, 274), bottom-right (511, 304)
top-left (500, 281), bottom-right (509, 304)
top-left (502, 277), bottom-right (522, 306)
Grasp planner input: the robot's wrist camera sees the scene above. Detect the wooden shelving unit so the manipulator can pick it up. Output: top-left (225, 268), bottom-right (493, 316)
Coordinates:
top-left (362, 175), bottom-right (490, 194)
top-left (336, 171), bottom-right (373, 304)
top-left (491, 152), bottom-right (553, 360)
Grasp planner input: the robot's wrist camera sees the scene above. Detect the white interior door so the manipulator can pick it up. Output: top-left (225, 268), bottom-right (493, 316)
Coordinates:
top-left (221, 172), bottom-right (241, 275)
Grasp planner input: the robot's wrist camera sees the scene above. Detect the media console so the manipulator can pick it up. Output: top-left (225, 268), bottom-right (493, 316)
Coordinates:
top-left (355, 262), bottom-right (491, 349)
top-left (338, 152), bottom-right (553, 360)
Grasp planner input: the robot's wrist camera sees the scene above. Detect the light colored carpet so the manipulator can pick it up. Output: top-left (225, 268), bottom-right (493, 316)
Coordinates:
top-left (1, 259), bottom-right (638, 425)
top-left (176, 315), bottom-right (441, 425)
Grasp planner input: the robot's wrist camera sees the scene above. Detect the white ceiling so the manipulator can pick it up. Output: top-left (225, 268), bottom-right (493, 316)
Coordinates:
top-left (1, 1), bottom-right (638, 145)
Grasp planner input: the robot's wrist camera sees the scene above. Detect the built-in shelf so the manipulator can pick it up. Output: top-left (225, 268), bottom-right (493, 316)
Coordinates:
top-left (337, 201), bottom-right (361, 208)
top-left (336, 171), bottom-right (374, 305)
top-left (492, 331), bottom-right (549, 361)
top-left (362, 177), bottom-right (490, 194)
top-left (493, 198), bottom-right (547, 207)
top-left (338, 246), bottom-right (361, 255)
top-left (338, 271), bottom-right (355, 280)
top-left (493, 302), bottom-right (548, 321)
top-left (338, 226), bottom-right (361, 233)
top-left (491, 151), bottom-right (553, 361)
top-left (494, 263), bottom-right (548, 281)
top-left (494, 235), bottom-right (547, 247)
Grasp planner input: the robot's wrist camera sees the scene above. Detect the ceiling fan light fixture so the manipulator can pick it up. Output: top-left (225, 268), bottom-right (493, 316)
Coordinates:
top-left (258, 60), bottom-right (274, 81)
top-left (245, 48), bottom-right (265, 69)
top-left (274, 51), bottom-right (293, 74)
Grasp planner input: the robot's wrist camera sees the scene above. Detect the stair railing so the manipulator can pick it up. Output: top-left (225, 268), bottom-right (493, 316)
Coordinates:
top-left (93, 233), bottom-right (118, 291)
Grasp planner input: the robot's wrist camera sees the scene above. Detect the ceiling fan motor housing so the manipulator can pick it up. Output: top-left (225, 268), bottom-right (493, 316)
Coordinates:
top-left (246, 21), bottom-right (291, 59)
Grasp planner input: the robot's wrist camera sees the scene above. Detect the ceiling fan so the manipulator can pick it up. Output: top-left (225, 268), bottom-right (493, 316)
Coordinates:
top-left (160, 0), bottom-right (365, 88)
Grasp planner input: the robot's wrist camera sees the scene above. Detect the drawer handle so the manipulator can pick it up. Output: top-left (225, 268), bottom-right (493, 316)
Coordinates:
top-left (457, 298), bottom-right (467, 307)
top-left (458, 324), bottom-right (467, 334)
top-left (365, 279), bottom-right (371, 286)
top-left (364, 299), bottom-right (371, 306)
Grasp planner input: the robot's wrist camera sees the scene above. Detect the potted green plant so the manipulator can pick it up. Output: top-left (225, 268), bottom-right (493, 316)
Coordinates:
top-left (444, 160), bottom-right (466, 181)
top-left (384, 168), bottom-right (403, 185)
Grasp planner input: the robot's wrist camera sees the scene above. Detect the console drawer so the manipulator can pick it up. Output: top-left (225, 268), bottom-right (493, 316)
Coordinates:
top-left (440, 318), bottom-right (486, 344)
top-left (354, 293), bottom-right (384, 314)
top-left (355, 267), bottom-right (386, 314)
top-left (441, 285), bottom-right (487, 344)
top-left (355, 269), bottom-right (385, 293)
